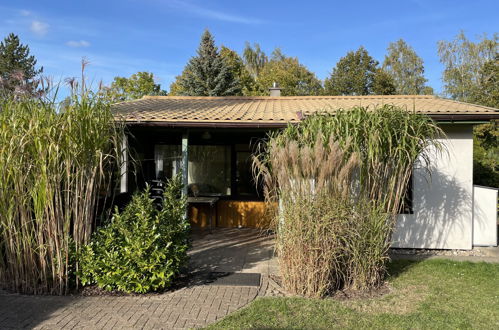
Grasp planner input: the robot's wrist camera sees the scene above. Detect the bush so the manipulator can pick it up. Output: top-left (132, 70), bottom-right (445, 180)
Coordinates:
top-left (79, 175), bottom-right (189, 293)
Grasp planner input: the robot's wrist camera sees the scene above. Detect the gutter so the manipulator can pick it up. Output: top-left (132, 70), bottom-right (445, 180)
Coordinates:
top-left (122, 121), bottom-right (290, 128)
top-left (117, 114), bottom-right (498, 128)
top-left (429, 114), bottom-right (498, 121)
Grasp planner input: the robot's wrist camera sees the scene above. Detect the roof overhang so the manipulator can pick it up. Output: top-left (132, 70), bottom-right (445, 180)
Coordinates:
top-left (122, 120), bottom-right (289, 128)
top-left (429, 114), bottom-right (498, 121)
top-left (119, 113), bottom-right (498, 128)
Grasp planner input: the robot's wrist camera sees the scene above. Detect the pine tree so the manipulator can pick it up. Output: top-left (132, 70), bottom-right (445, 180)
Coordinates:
top-left (175, 30), bottom-right (240, 96)
top-left (0, 33), bottom-right (43, 94)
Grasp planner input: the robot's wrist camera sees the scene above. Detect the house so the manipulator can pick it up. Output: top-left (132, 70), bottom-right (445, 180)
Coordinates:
top-left (112, 91), bottom-right (499, 250)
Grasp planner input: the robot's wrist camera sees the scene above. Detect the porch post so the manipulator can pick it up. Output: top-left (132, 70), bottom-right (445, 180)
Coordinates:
top-left (181, 132), bottom-right (189, 197)
top-left (119, 133), bottom-right (128, 193)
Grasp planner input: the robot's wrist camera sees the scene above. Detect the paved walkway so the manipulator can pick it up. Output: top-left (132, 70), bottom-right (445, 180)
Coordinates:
top-left (0, 228), bottom-right (276, 329)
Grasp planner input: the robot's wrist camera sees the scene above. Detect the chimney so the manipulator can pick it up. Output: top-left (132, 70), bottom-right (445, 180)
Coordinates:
top-left (269, 81), bottom-right (282, 97)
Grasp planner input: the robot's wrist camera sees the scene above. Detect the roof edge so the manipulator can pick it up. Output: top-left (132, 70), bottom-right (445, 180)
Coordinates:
top-left (139, 94), bottom-right (437, 101)
top-left (119, 113), bottom-right (498, 128)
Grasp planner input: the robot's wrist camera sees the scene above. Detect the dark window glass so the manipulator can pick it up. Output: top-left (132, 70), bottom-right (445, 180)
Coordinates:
top-left (154, 144), bottom-right (231, 197)
top-left (401, 173), bottom-right (414, 214)
top-left (236, 151), bottom-right (260, 198)
top-left (188, 145), bottom-right (231, 197)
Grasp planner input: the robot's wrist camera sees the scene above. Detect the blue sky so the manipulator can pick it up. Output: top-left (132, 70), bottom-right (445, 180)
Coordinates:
top-left (0, 0), bottom-right (498, 95)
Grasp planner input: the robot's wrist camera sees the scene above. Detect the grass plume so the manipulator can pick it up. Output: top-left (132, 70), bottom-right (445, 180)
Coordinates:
top-left (254, 105), bottom-right (444, 297)
top-left (0, 74), bottom-right (124, 294)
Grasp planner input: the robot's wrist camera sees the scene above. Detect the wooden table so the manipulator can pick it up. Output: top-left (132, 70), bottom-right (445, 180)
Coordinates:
top-left (187, 196), bottom-right (219, 232)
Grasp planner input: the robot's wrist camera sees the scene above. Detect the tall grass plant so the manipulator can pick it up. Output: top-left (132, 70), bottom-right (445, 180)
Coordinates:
top-left (0, 82), bottom-right (123, 294)
top-left (254, 105), bottom-right (443, 297)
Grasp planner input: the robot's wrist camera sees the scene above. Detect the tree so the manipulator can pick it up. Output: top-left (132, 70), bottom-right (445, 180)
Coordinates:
top-left (372, 68), bottom-right (396, 95)
top-left (472, 56), bottom-right (499, 188)
top-left (383, 39), bottom-right (432, 95)
top-left (220, 46), bottom-right (256, 95)
top-left (324, 47), bottom-right (379, 95)
top-left (255, 48), bottom-right (323, 96)
top-left (437, 31), bottom-right (498, 102)
top-left (243, 42), bottom-right (267, 79)
top-left (171, 30), bottom-right (240, 96)
top-left (438, 32), bottom-right (499, 188)
top-left (104, 71), bottom-right (166, 103)
top-left (0, 33), bottom-right (43, 96)
top-left (474, 55), bottom-right (499, 108)
top-left (168, 73), bottom-right (188, 96)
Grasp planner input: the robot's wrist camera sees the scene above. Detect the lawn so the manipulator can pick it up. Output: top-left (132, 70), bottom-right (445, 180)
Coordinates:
top-left (208, 259), bottom-right (499, 329)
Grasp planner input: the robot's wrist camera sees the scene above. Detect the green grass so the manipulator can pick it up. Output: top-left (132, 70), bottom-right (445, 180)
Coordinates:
top-left (208, 259), bottom-right (499, 329)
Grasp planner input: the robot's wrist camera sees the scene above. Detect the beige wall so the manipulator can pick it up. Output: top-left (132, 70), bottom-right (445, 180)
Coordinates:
top-left (392, 125), bottom-right (474, 250)
top-left (473, 186), bottom-right (498, 246)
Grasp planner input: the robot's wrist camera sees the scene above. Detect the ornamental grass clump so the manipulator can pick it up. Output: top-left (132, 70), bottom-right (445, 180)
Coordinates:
top-left (79, 176), bottom-right (189, 293)
top-left (254, 105), bottom-right (443, 297)
top-left (0, 86), bottom-right (124, 294)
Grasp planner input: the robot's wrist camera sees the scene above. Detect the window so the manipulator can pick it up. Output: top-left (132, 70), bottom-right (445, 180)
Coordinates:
top-left (188, 145), bottom-right (231, 196)
top-left (401, 173), bottom-right (414, 214)
top-left (154, 144), bottom-right (231, 197)
top-left (154, 145), bottom-right (181, 180)
top-left (236, 151), bottom-right (259, 197)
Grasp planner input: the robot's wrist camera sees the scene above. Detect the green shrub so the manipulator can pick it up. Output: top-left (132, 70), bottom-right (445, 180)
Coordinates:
top-left (79, 175), bottom-right (189, 293)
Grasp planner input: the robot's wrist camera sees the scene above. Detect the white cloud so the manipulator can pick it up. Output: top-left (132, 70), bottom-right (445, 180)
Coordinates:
top-left (30, 20), bottom-right (49, 36)
top-left (66, 40), bottom-right (91, 48)
top-left (19, 9), bottom-right (31, 16)
top-left (166, 0), bottom-right (263, 24)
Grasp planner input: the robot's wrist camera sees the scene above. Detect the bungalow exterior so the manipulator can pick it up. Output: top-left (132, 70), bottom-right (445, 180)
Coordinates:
top-left (112, 93), bottom-right (499, 250)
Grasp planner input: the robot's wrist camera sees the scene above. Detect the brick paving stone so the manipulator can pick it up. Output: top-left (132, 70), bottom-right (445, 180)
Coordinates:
top-left (0, 283), bottom-right (259, 329)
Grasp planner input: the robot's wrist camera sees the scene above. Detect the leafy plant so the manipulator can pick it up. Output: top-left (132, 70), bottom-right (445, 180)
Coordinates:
top-left (79, 175), bottom-right (189, 293)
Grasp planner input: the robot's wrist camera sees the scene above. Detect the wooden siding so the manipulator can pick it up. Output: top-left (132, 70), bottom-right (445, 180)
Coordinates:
top-left (188, 200), bottom-right (270, 229)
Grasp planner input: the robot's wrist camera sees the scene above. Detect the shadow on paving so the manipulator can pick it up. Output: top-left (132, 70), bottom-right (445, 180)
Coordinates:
top-left (0, 292), bottom-right (78, 329)
top-left (187, 227), bottom-right (276, 286)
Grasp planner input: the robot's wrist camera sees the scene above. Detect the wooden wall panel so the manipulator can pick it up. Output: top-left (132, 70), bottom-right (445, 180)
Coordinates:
top-left (216, 201), bottom-right (269, 228)
top-left (188, 204), bottom-right (212, 228)
top-left (188, 200), bottom-right (270, 229)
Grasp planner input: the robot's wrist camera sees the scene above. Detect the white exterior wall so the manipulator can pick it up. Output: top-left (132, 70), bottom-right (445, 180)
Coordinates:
top-left (473, 186), bottom-right (498, 246)
top-left (392, 125), bottom-right (474, 250)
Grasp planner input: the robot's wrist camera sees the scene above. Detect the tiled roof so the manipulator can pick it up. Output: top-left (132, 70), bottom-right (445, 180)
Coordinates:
top-left (112, 95), bottom-right (499, 127)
